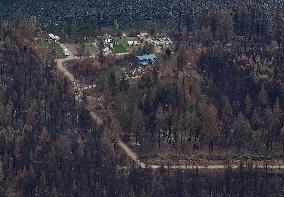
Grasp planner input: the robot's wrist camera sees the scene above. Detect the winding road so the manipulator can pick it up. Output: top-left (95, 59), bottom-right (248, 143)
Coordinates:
top-left (55, 49), bottom-right (284, 171)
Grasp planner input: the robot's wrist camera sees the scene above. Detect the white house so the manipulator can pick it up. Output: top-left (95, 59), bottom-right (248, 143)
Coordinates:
top-left (49, 34), bottom-right (60, 43)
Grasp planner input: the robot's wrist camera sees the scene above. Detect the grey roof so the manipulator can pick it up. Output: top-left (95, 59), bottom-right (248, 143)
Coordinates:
top-left (137, 54), bottom-right (157, 61)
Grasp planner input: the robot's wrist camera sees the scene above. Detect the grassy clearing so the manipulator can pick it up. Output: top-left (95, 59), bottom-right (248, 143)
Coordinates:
top-left (113, 44), bottom-right (127, 53)
top-left (37, 39), bottom-right (64, 58)
top-left (117, 37), bottom-right (139, 52)
top-left (86, 37), bottom-right (97, 43)
top-left (37, 39), bottom-right (49, 46)
top-left (119, 37), bottom-right (129, 46)
top-left (53, 43), bottom-right (65, 58)
top-left (119, 37), bottom-right (137, 46)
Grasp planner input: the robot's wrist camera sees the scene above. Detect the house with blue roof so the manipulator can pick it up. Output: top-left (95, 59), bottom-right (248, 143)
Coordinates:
top-left (137, 54), bottom-right (157, 66)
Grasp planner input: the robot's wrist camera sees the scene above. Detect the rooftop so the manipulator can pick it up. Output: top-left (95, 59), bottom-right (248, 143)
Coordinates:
top-left (137, 54), bottom-right (157, 61)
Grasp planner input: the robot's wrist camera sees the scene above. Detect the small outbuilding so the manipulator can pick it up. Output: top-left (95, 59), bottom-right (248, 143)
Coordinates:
top-left (128, 40), bottom-right (139, 46)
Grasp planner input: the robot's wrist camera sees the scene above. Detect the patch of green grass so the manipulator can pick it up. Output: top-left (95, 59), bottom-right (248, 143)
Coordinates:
top-left (118, 37), bottom-right (139, 52)
top-left (37, 39), bottom-right (49, 46)
top-left (86, 37), bottom-right (97, 43)
top-left (119, 37), bottom-right (129, 46)
top-left (113, 44), bottom-right (127, 53)
top-left (53, 43), bottom-right (65, 58)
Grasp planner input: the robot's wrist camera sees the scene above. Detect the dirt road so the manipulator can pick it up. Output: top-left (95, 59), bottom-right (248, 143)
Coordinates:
top-left (117, 139), bottom-right (284, 170)
top-left (55, 52), bottom-right (284, 171)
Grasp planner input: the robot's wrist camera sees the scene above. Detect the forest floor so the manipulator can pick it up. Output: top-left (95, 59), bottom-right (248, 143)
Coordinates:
top-left (55, 49), bottom-right (284, 171)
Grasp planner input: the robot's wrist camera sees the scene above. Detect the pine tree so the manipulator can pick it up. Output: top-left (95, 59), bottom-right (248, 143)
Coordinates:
top-left (56, 134), bottom-right (71, 160)
top-left (251, 108), bottom-right (262, 129)
top-left (0, 161), bottom-right (4, 182)
top-left (273, 97), bottom-right (282, 118)
top-left (3, 103), bottom-right (12, 127)
top-left (258, 84), bottom-right (267, 107)
top-left (222, 96), bottom-right (233, 124)
top-left (201, 103), bottom-right (220, 151)
top-left (13, 10), bottom-right (25, 30)
top-left (35, 127), bottom-right (50, 160)
top-left (222, 96), bottom-right (233, 147)
top-left (271, 8), bottom-right (284, 47)
top-left (177, 46), bottom-right (187, 86)
top-left (232, 112), bottom-right (252, 151)
top-left (218, 8), bottom-right (230, 45)
top-left (280, 126), bottom-right (284, 153)
top-left (75, 135), bottom-right (84, 159)
top-left (132, 109), bottom-right (145, 145)
top-left (76, 43), bottom-right (87, 57)
top-left (112, 20), bottom-right (119, 35)
top-left (244, 94), bottom-right (253, 117)
top-left (155, 104), bottom-right (165, 148)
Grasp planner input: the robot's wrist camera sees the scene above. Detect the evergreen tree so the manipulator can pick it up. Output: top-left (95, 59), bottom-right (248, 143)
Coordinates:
top-left (244, 94), bottom-right (253, 117)
top-left (258, 84), bottom-right (267, 107)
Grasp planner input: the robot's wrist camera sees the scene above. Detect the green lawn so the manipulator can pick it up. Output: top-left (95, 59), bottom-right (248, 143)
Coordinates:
top-left (114, 37), bottom-right (139, 53)
top-left (119, 37), bottom-right (129, 46)
top-left (37, 39), bottom-right (49, 46)
top-left (86, 37), bottom-right (97, 43)
top-left (119, 37), bottom-right (139, 52)
top-left (113, 44), bottom-right (127, 53)
top-left (119, 37), bottom-right (137, 46)
top-left (37, 39), bottom-right (64, 58)
top-left (53, 43), bottom-right (65, 58)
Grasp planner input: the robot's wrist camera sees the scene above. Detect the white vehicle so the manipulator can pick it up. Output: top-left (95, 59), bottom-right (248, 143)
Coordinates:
top-left (127, 41), bottom-right (134, 46)
top-left (63, 49), bottom-right (70, 57)
top-left (133, 41), bottom-right (139, 46)
top-left (54, 36), bottom-right (60, 42)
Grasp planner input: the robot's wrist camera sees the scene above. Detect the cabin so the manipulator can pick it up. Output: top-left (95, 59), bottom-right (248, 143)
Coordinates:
top-left (137, 54), bottom-right (157, 66)
top-left (49, 34), bottom-right (60, 42)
